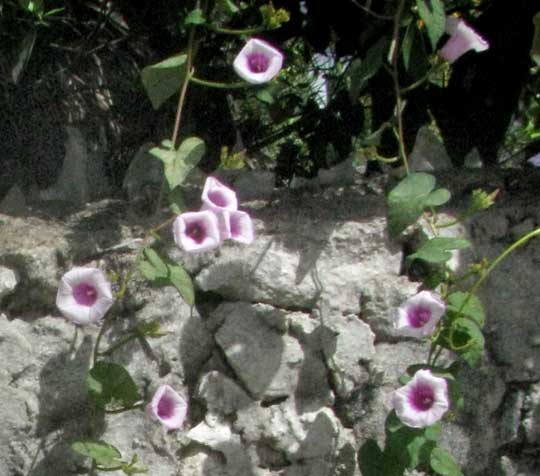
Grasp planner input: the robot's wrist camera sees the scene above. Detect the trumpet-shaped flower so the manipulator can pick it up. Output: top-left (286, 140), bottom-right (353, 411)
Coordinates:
top-left (440, 16), bottom-right (489, 63)
top-left (233, 38), bottom-right (284, 84)
top-left (228, 210), bottom-right (254, 244)
top-left (392, 369), bottom-right (449, 428)
top-left (146, 384), bottom-right (188, 430)
top-left (202, 207), bottom-right (255, 244)
top-left (56, 267), bottom-right (113, 325)
top-left (394, 290), bottom-right (445, 337)
top-left (173, 210), bottom-right (221, 252)
top-left (201, 176), bottom-right (238, 212)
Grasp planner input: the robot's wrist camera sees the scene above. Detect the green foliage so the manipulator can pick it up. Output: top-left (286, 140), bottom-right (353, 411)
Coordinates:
top-left (447, 318), bottom-right (484, 366)
top-left (406, 237), bottom-right (470, 266)
top-left (185, 8), bottom-right (206, 26)
top-left (17, 0), bottom-right (44, 16)
top-left (72, 441), bottom-right (148, 475)
top-left (150, 137), bottom-right (205, 192)
top-left (430, 447), bottom-right (463, 475)
top-left (141, 54), bottom-right (187, 110)
top-left (387, 173), bottom-right (451, 237)
top-left (72, 440), bottom-right (122, 468)
top-left (358, 439), bottom-right (385, 476)
top-left (447, 291), bottom-right (485, 328)
top-left (259, 4), bottom-right (290, 30)
top-left (139, 247), bottom-right (195, 306)
top-left (415, 0), bottom-right (446, 50)
top-left (87, 361), bottom-right (140, 410)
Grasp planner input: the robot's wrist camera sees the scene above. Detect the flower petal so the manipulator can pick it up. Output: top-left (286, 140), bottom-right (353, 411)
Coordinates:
top-left (394, 290), bottom-right (445, 337)
top-left (229, 210), bottom-right (254, 244)
top-left (201, 176), bottom-right (238, 212)
top-left (392, 369), bottom-right (449, 428)
top-left (56, 267), bottom-right (113, 325)
top-left (146, 384), bottom-right (188, 430)
top-left (440, 17), bottom-right (489, 63)
top-left (233, 38), bottom-right (284, 85)
top-left (173, 210), bottom-right (221, 252)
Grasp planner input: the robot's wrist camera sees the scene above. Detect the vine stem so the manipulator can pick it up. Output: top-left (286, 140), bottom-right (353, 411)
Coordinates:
top-left (466, 227), bottom-right (540, 303)
top-left (429, 227), bottom-right (540, 367)
top-left (189, 75), bottom-right (252, 89)
top-left (389, 0), bottom-right (409, 173)
top-left (170, 4), bottom-right (199, 150)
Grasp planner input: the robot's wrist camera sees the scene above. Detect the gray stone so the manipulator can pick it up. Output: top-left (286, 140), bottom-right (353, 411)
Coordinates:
top-left (187, 419), bottom-right (254, 476)
top-left (122, 142), bottom-right (164, 213)
top-left (320, 311), bottom-right (375, 398)
top-left (0, 213), bottom-right (69, 314)
top-left (214, 302), bottom-right (304, 400)
top-left (522, 382), bottom-right (540, 444)
top-left (359, 275), bottom-right (419, 340)
top-left (196, 210), bottom-right (401, 312)
top-left (409, 126), bottom-right (452, 172)
top-left (196, 371), bottom-right (254, 416)
top-left (233, 170), bottom-right (275, 202)
top-left (0, 266), bottom-right (18, 299)
top-left (0, 185), bottom-right (27, 216)
top-left (38, 125), bottom-right (109, 206)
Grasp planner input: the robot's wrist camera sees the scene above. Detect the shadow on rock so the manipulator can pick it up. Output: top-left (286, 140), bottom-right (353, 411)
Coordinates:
top-left (29, 334), bottom-right (104, 476)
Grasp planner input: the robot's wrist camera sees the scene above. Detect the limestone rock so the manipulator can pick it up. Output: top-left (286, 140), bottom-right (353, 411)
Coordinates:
top-left (0, 214), bottom-right (69, 314)
top-left (0, 266), bottom-right (18, 299)
top-left (196, 371), bottom-right (254, 416)
top-left (320, 311), bottom-right (375, 398)
top-left (214, 302), bottom-right (304, 400)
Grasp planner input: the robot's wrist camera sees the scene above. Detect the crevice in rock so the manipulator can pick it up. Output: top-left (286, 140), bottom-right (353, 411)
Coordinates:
top-left (260, 396), bottom-right (289, 408)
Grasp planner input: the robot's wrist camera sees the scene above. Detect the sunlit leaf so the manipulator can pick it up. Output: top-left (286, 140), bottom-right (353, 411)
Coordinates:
top-left (141, 54), bottom-right (187, 109)
top-left (387, 172), bottom-right (436, 236)
top-left (431, 447), bottom-right (463, 475)
top-left (87, 362), bottom-right (140, 409)
top-left (406, 237), bottom-right (470, 266)
top-left (447, 292), bottom-right (485, 328)
top-left (71, 440), bottom-right (122, 467)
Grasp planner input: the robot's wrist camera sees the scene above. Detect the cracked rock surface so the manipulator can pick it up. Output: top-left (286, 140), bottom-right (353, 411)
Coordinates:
top-left (1, 177), bottom-right (539, 476)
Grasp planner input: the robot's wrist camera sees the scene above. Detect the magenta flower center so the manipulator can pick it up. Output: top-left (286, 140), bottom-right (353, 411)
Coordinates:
top-left (186, 222), bottom-right (206, 244)
top-left (72, 282), bottom-right (98, 306)
top-left (247, 53), bottom-right (269, 73)
top-left (208, 190), bottom-right (228, 207)
top-left (409, 383), bottom-right (435, 411)
top-left (407, 305), bottom-right (431, 328)
top-left (157, 395), bottom-right (175, 419)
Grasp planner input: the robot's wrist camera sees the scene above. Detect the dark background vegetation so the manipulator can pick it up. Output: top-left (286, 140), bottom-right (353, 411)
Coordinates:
top-left (1, 0), bottom-right (539, 201)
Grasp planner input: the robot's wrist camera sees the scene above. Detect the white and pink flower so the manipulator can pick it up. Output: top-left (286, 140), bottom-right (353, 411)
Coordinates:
top-left (394, 290), bottom-right (446, 337)
top-left (392, 369), bottom-right (449, 428)
top-left (146, 384), bottom-right (188, 430)
top-left (440, 16), bottom-right (489, 63)
top-left (201, 176), bottom-right (238, 212)
top-left (173, 210), bottom-right (221, 252)
top-left (56, 267), bottom-right (113, 325)
top-left (233, 38), bottom-right (284, 84)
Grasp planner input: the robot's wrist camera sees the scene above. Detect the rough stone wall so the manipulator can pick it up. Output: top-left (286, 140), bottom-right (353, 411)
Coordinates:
top-left (0, 179), bottom-right (539, 476)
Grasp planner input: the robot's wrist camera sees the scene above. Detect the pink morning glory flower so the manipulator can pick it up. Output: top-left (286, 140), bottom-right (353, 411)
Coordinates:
top-left (228, 210), bottom-right (254, 244)
top-left (392, 369), bottom-right (449, 428)
top-left (146, 384), bottom-right (188, 430)
top-left (233, 38), bottom-right (284, 84)
top-left (201, 176), bottom-right (238, 212)
top-left (56, 267), bottom-right (113, 325)
top-left (201, 207), bottom-right (254, 244)
top-left (440, 16), bottom-right (489, 63)
top-left (173, 210), bottom-right (221, 252)
top-left (394, 290), bottom-right (446, 338)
